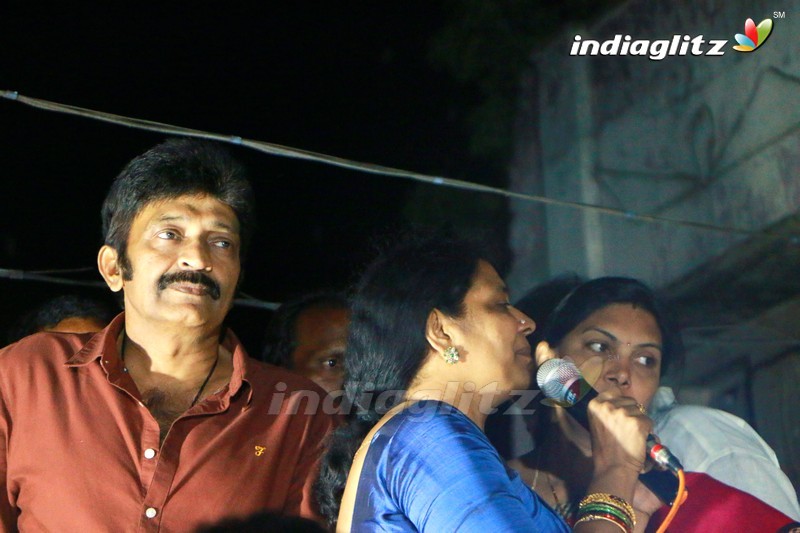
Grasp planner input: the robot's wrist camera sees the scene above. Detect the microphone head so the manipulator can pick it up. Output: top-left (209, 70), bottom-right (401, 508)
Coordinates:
top-left (536, 358), bottom-right (583, 405)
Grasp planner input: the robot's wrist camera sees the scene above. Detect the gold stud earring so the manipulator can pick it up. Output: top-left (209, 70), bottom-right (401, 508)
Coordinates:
top-left (442, 346), bottom-right (460, 365)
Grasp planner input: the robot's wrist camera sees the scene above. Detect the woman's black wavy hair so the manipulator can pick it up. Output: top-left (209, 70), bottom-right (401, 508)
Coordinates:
top-left (516, 275), bottom-right (684, 377)
top-left (314, 231), bottom-right (484, 527)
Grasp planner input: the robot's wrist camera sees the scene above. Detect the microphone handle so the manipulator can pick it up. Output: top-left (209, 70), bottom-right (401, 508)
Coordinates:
top-left (565, 385), bottom-right (593, 428)
top-left (639, 468), bottom-right (680, 506)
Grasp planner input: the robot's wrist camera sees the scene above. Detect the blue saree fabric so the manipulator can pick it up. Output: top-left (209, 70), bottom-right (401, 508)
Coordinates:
top-left (350, 400), bottom-right (570, 532)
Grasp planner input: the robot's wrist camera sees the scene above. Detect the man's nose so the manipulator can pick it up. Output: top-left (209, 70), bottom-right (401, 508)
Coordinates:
top-left (179, 240), bottom-right (212, 271)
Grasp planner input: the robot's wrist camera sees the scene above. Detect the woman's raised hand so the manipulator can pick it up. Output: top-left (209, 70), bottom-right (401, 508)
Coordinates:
top-left (587, 389), bottom-right (651, 476)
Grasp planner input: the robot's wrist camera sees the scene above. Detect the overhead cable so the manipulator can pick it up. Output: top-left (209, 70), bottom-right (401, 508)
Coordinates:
top-left (3, 89), bottom-right (797, 241)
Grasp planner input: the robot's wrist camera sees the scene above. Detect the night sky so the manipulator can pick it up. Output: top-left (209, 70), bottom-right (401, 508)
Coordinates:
top-left (1, 3), bottom-right (503, 352)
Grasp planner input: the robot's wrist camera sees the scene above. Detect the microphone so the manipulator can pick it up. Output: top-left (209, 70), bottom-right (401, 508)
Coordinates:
top-left (537, 358), bottom-right (683, 472)
top-left (536, 358), bottom-right (683, 504)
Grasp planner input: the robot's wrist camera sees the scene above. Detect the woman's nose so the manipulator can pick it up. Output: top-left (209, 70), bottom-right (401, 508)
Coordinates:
top-left (604, 358), bottom-right (631, 389)
top-left (514, 308), bottom-right (536, 335)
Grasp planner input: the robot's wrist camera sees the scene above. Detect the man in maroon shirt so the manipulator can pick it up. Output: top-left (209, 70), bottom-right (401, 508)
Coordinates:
top-left (0, 139), bottom-right (334, 531)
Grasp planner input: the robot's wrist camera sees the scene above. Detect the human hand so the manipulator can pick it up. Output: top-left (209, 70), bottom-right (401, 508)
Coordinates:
top-left (587, 389), bottom-right (651, 477)
top-left (534, 340), bottom-right (557, 367)
top-left (632, 480), bottom-right (662, 531)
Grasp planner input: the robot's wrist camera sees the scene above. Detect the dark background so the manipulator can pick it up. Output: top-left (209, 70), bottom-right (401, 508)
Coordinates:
top-left (1, 2), bottom-right (613, 354)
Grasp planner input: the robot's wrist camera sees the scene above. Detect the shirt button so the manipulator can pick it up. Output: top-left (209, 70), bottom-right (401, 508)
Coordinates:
top-left (145, 507), bottom-right (157, 519)
top-left (144, 448), bottom-right (157, 459)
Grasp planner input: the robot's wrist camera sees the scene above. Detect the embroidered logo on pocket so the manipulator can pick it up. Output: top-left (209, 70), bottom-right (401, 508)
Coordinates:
top-left (254, 445), bottom-right (266, 457)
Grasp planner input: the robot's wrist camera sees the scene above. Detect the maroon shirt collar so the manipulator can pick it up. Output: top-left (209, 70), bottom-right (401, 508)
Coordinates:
top-left (65, 312), bottom-right (253, 402)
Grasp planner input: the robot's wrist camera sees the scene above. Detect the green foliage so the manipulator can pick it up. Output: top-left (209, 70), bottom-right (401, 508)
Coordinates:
top-left (401, 183), bottom-right (512, 272)
top-left (402, 183), bottom-right (507, 229)
top-left (429, 0), bottom-right (623, 166)
top-left (403, 1), bottom-right (621, 250)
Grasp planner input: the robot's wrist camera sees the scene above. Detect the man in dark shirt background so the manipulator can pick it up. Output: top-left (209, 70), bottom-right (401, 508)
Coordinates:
top-left (262, 291), bottom-right (349, 395)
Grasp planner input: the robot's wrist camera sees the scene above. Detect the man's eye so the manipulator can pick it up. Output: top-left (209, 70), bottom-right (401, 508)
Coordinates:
top-left (213, 240), bottom-right (232, 249)
top-left (321, 354), bottom-right (345, 370)
top-left (157, 230), bottom-right (178, 240)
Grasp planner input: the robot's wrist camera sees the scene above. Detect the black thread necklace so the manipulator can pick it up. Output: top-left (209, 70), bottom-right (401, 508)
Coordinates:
top-left (120, 332), bottom-right (220, 407)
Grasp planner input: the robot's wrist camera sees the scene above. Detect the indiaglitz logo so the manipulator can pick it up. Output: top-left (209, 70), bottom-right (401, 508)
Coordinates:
top-left (733, 18), bottom-right (773, 52)
top-left (570, 34), bottom-right (727, 61)
top-left (570, 15), bottom-right (777, 60)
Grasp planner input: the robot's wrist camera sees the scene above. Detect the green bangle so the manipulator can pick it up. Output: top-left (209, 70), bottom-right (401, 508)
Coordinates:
top-left (579, 492), bottom-right (636, 526)
top-left (575, 513), bottom-right (630, 533)
top-left (578, 503), bottom-right (633, 529)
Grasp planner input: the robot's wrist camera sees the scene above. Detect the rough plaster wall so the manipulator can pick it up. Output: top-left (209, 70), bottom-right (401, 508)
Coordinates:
top-left (509, 0), bottom-right (800, 291)
top-left (507, 67), bottom-right (549, 294)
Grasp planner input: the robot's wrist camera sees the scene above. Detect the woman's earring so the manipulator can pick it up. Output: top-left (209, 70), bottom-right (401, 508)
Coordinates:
top-left (442, 346), bottom-right (460, 365)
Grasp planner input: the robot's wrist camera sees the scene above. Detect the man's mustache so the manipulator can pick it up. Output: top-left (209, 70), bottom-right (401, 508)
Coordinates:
top-left (157, 271), bottom-right (221, 300)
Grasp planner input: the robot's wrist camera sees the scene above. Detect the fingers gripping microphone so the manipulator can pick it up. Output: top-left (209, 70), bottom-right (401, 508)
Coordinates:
top-left (537, 358), bottom-right (683, 472)
top-left (537, 358), bottom-right (684, 504)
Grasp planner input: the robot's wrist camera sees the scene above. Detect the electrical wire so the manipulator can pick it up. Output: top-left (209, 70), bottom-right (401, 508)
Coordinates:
top-left (0, 268), bottom-right (280, 310)
top-left (656, 469), bottom-right (688, 533)
top-left (0, 268), bottom-right (105, 289)
top-left (3, 89), bottom-right (798, 242)
top-left (3, 89), bottom-right (798, 306)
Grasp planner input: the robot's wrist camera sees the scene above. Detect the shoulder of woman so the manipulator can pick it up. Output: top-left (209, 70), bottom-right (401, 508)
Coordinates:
top-left (380, 401), bottom-right (492, 454)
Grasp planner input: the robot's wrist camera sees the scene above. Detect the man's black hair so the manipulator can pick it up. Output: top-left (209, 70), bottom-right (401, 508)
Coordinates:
top-left (101, 138), bottom-right (255, 279)
top-left (261, 291), bottom-right (349, 368)
top-left (6, 294), bottom-right (118, 344)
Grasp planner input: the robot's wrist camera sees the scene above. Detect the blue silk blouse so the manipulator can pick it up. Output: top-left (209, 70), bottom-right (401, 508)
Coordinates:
top-left (350, 400), bottom-right (570, 532)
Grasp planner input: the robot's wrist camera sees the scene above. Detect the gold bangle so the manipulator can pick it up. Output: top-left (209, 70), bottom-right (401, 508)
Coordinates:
top-left (579, 493), bottom-right (636, 526)
top-left (575, 513), bottom-right (630, 533)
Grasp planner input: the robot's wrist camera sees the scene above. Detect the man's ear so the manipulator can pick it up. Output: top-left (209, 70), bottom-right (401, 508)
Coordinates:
top-left (425, 309), bottom-right (454, 356)
top-left (98, 245), bottom-right (124, 292)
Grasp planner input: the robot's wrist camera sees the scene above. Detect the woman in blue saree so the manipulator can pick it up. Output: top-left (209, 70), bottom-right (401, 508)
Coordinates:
top-left (316, 233), bottom-right (651, 532)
